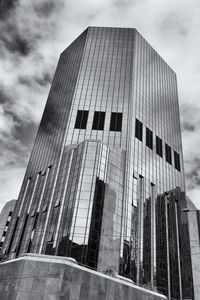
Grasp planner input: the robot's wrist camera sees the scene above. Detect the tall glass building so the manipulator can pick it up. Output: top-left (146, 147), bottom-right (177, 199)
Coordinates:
top-left (3, 27), bottom-right (194, 299)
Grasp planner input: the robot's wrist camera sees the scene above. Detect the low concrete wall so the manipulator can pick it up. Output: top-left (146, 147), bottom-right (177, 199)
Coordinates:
top-left (0, 254), bottom-right (167, 300)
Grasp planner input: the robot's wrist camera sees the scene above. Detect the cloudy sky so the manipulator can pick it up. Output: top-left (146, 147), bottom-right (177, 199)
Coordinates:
top-left (0, 0), bottom-right (200, 211)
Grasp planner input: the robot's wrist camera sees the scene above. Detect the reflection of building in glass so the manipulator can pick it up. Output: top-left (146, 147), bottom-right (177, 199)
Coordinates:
top-left (2, 27), bottom-right (194, 299)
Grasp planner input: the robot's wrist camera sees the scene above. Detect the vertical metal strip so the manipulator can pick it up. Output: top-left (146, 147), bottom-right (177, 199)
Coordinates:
top-left (18, 178), bottom-right (30, 217)
top-left (38, 167), bottom-right (51, 253)
top-left (37, 168), bottom-right (50, 213)
top-left (27, 173), bottom-right (40, 214)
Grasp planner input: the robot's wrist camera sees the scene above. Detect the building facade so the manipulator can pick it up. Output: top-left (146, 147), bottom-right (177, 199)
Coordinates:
top-left (2, 27), bottom-right (194, 299)
top-left (0, 200), bottom-right (16, 252)
top-left (186, 197), bottom-right (200, 299)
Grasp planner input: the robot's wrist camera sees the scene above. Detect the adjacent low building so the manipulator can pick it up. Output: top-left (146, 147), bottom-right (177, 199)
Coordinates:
top-left (185, 197), bottom-right (200, 299)
top-left (0, 200), bottom-right (16, 251)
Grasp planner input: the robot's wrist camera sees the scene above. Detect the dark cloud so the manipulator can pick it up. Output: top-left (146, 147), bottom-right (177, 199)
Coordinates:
top-left (0, 87), bottom-right (12, 104)
top-left (0, 0), bottom-right (64, 60)
top-left (35, 72), bottom-right (52, 87)
top-left (0, 0), bottom-right (18, 18)
top-left (18, 76), bottom-right (33, 87)
top-left (186, 172), bottom-right (200, 189)
top-left (1, 32), bottom-right (32, 56)
top-left (18, 71), bottom-right (52, 89)
top-left (14, 121), bottom-right (38, 148)
top-left (182, 122), bottom-right (195, 132)
top-left (33, 1), bottom-right (57, 17)
top-left (180, 104), bottom-right (200, 132)
top-left (0, 138), bottom-right (28, 169)
top-left (185, 158), bottom-right (200, 189)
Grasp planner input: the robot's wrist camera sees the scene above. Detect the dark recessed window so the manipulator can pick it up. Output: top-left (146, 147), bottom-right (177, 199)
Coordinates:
top-left (146, 127), bottom-right (153, 149)
top-left (2, 231), bottom-right (6, 237)
top-left (165, 143), bottom-right (172, 165)
top-left (174, 151), bottom-right (181, 171)
top-left (110, 112), bottom-right (122, 132)
top-left (6, 221), bottom-right (9, 226)
top-left (92, 111), bottom-right (106, 130)
top-left (135, 119), bottom-right (143, 141)
top-left (8, 211), bottom-right (12, 217)
top-left (74, 110), bottom-right (89, 129)
top-left (156, 136), bottom-right (163, 157)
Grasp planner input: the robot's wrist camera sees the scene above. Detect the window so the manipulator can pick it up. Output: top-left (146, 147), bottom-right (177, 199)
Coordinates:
top-left (135, 119), bottom-right (143, 141)
top-left (156, 136), bottom-right (163, 157)
top-left (8, 211), bottom-right (12, 217)
top-left (74, 110), bottom-right (89, 129)
top-left (110, 112), bottom-right (122, 131)
top-left (146, 127), bottom-right (153, 149)
top-left (92, 111), bottom-right (106, 130)
top-left (165, 143), bottom-right (172, 165)
top-left (174, 151), bottom-right (181, 171)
